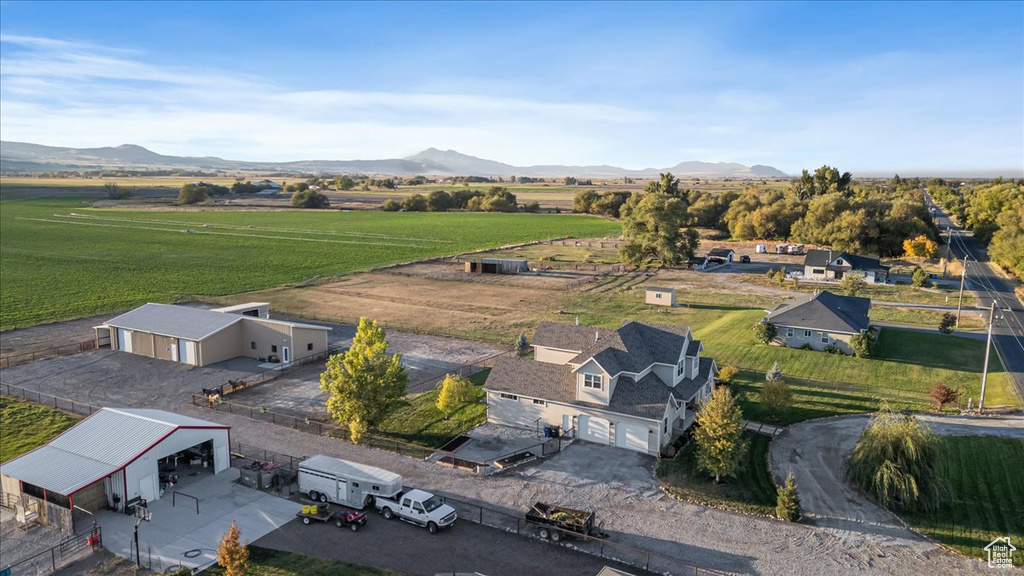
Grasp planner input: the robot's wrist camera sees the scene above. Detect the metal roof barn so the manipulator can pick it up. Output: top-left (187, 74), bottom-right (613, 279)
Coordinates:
top-left (1, 408), bottom-right (230, 533)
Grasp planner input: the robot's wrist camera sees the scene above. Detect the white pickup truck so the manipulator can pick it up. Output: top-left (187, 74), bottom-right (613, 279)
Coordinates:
top-left (375, 489), bottom-right (457, 534)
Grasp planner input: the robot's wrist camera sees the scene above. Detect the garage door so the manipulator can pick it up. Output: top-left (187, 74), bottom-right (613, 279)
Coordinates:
top-left (616, 422), bottom-right (650, 453)
top-left (579, 416), bottom-right (610, 444)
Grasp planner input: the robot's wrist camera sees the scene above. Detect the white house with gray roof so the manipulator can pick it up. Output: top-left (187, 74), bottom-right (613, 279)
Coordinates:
top-left (764, 290), bottom-right (871, 354)
top-left (95, 303), bottom-right (329, 367)
top-left (484, 320), bottom-right (717, 456)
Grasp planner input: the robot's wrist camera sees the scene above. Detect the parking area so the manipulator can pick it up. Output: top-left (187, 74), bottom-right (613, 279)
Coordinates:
top-left (254, 506), bottom-right (653, 576)
top-left (95, 468), bottom-right (298, 573)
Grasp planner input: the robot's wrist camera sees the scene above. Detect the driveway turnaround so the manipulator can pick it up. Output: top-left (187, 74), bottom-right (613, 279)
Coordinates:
top-left (94, 468), bottom-right (298, 573)
top-left (771, 413), bottom-right (1024, 546)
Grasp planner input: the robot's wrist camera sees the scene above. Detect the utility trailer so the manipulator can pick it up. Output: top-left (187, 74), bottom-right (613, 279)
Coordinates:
top-left (296, 503), bottom-right (367, 531)
top-left (525, 502), bottom-right (609, 542)
top-left (299, 454), bottom-right (402, 509)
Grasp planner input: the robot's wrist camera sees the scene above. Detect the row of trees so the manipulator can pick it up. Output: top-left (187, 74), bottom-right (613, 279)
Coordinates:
top-left (611, 167), bottom-right (941, 267)
top-left (382, 187), bottom-right (539, 213)
top-left (929, 179), bottom-right (1023, 281)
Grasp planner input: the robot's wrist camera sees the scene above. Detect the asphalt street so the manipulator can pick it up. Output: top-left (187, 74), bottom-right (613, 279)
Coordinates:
top-left (926, 193), bottom-right (1024, 407)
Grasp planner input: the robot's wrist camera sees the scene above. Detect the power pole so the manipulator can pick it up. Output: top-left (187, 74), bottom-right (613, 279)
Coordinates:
top-left (979, 301), bottom-right (996, 414)
top-left (956, 257), bottom-right (969, 328)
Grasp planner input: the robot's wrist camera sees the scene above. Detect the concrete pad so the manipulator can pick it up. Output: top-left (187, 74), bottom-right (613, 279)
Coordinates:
top-left (454, 432), bottom-right (545, 463)
top-left (94, 468), bottom-right (299, 572)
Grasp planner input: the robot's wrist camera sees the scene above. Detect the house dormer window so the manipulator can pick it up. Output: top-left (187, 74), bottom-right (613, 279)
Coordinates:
top-left (677, 358), bottom-right (685, 376)
top-left (583, 373), bottom-right (603, 390)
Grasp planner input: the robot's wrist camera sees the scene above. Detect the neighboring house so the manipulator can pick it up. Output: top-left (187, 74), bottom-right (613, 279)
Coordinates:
top-left (707, 248), bottom-right (734, 263)
top-left (95, 303), bottom-right (330, 367)
top-left (484, 320), bottom-right (717, 456)
top-left (0, 408), bottom-right (230, 533)
top-left (645, 287), bottom-right (676, 307)
top-left (764, 290), bottom-right (871, 354)
top-left (803, 249), bottom-right (890, 284)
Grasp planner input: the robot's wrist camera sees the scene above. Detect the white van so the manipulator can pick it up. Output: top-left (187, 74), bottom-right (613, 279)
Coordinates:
top-left (298, 455), bottom-right (402, 509)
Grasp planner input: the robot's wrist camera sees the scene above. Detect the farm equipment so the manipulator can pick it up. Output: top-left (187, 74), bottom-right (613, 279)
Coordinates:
top-left (297, 503), bottom-right (367, 531)
top-left (525, 502), bottom-right (609, 542)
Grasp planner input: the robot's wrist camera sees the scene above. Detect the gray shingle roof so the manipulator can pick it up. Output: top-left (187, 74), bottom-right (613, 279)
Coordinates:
top-left (766, 290), bottom-right (870, 334)
top-left (104, 303), bottom-right (242, 341)
top-left (532, 321), bottom-right (615, 353)
top-left (484, 355), bottom-right (715, 420)
top-left (804, 249), bottom-right (888, 272)
top-left (707, 248), bottom-right (734, 257)
top-left (570, 322), bottom-right (690, 375)
top-left (484, 357), bottom-right (576, 403)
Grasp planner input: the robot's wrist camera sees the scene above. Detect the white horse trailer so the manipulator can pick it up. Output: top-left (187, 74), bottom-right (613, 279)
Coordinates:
top-left (298, 455), bottom-right (402, 509)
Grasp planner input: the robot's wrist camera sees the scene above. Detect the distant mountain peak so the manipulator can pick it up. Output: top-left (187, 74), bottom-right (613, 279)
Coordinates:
top-left (1, 139), bottom-right (789, 178)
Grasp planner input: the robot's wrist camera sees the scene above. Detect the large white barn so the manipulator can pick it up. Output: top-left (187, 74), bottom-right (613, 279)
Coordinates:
top-left (0, 408), bottom-right (230, 533)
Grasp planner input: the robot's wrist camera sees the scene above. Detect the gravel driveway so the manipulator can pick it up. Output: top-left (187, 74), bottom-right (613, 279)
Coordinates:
top-left (2, 352), bottom-right (1001, 575)
top-left (771, 414), bottom-right (1024, 547)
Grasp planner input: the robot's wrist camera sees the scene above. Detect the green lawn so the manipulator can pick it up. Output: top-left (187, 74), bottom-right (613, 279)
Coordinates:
top-left (202, 545), bottom-right (401, 576)
top-left (656, 431), bottom-right (776, 516)
top-left (375, 370), bottom-right (490, 448)
top-left (0, 397), bottom-right (80, 462)
top-left (902, 437), bottom-right (1024, 566)
top-left (730, 372), bottom-right (922, 426)
top-left (695, 309), bottom-right (1020, 407)
top-left (870, 305), bottom-right (986, 331)
top-left (0, 197), bottom-right (619, 330)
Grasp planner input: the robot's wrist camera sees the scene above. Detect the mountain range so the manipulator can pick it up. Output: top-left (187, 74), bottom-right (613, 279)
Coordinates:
top-left (0, 141), bottom-right (789, 178)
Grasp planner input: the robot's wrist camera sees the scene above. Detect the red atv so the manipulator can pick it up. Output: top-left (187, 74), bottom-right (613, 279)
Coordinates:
top-left (335, 507), bottom-right (368, 532)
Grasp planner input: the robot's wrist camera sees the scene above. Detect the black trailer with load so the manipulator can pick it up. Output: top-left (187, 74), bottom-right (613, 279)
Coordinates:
top-left (525, 502), bottom-right (609, 542)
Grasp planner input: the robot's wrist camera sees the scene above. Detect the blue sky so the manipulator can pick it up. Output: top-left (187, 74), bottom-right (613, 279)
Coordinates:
top-left (1, 1), bottom-right (1021, 175)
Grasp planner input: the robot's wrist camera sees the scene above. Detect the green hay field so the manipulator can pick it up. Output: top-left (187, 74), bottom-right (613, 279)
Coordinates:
top-left (0, 197), bottom-right (619, 330)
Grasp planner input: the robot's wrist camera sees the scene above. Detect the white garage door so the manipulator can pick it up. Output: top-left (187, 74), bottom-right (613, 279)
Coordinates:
top-left (579, 416), bottom-right (610, 444)
top-left (616, 422), bottom-right (650, 453)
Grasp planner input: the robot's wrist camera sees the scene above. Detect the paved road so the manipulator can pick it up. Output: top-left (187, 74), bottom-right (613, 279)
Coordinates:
top-left (771, 413), bottom-right (1024, 543)
top-left (926, 194), bottom-right (1024, 406)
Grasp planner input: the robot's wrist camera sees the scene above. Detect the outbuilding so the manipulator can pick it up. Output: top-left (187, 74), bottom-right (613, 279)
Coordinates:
top-left (94, 303), bottom-right (330, 367)
top-left (645, 287), bottom-right (676, 307)
top-left (0, 408), bottom-right (230, 533)
top-left (465, 258), bottom-right (529, 274)
top-left (707, 248), bottom-right (735, 263)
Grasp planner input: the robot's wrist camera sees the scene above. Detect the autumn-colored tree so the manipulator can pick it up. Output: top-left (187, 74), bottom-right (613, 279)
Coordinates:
top-left (902, 235), bottom-right (938, 259)
top-left (436, 374), bottom-right (475, 419)
top-left (694, 386), bottom-right (748, 483)
top-left (929, 382), bottom-right (960, 411)
top-left (320, 318), bottom-right (408, 443)
top-left (217, 521), bottom-right (248, 576)
top-left (717, 365), bottom-right (739, 385)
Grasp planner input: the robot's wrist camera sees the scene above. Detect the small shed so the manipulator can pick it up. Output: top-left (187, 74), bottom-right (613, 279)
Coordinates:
top-left (465, 258), bottom-right (529, 274)
top-left (686, 256), bottom-right (709, 270)
top-left (707, 248), bottom-right (734, 263)
top-left (645, 287), bottom-right (676, 307)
